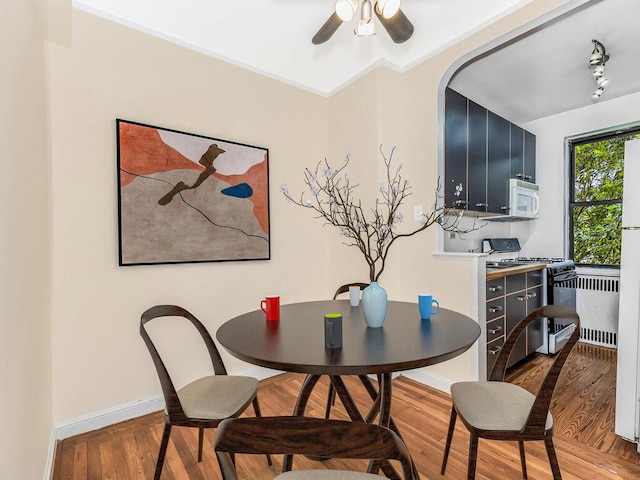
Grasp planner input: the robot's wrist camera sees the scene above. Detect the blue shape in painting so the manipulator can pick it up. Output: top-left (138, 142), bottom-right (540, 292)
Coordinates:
top-left (221, 183), bottom-right (253, 199)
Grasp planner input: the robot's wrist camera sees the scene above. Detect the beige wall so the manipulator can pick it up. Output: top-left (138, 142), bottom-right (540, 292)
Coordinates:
top-left (34, 0), bottom-right (569, 443)
top-left (46, 9), bottom-right (331, 422)
top-left (0, 0), bottom-right (583, 476)
top-left (0, 0), bottom-right (53, 478)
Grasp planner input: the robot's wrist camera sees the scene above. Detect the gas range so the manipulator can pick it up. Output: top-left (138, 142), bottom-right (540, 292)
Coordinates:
top-left (499, 257), bottom-right (574, 271)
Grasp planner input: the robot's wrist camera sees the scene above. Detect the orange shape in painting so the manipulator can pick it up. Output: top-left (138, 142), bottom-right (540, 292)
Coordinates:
top-left (119, 123), bottom-right (203, 186)
top-left (215, 154), bottom-right (269, 235)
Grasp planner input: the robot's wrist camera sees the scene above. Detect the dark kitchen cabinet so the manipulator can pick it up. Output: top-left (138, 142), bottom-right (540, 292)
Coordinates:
top-left (444, 88), bottom-right (468, 208)
top-left (467, 100), bottom-right (488, 213)
top-left (510, 125), bottom-right (537, 183)
top-left (485, 268), bottom-right (544, 377)
top-left (486, 277), bottom-right (506, 376)
top-left (510, 124), bottom-right (524, 180)
top-left (505, 271), bottom-right (544, 367)
top-left (524, 130), bottom-right (536, 182)
top-left (444, 88), bottom-right (536, 216)
top-left (487, 112), bottom-right (511, 214)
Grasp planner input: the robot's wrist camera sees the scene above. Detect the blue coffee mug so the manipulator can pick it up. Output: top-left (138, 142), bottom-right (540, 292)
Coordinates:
top-left (418, 294), bottom-right (440, 319)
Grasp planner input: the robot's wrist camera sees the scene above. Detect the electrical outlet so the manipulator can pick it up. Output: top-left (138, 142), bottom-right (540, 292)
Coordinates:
top-left (413, 204), bottom-right (423, 221)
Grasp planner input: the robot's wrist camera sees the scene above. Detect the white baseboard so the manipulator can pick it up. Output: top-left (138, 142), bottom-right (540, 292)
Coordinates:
top-left (54, 367), bottom-right (280, 441)
top-left (400, 369), bottom-right (454, 395)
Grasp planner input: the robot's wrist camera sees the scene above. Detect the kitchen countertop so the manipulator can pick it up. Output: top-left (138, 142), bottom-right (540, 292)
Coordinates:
top-left (486, 263), bottom-right (546, 280)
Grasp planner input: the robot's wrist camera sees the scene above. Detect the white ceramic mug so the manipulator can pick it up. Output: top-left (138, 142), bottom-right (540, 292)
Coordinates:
top-left (349, 286), bottom-right (361, 307)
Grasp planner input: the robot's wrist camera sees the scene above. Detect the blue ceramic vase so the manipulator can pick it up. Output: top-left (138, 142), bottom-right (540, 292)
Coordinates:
top-left (361, 281), bottom-right (388, 328)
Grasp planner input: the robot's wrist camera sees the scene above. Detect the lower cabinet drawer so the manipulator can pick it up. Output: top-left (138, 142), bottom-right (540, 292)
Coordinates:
top-left (486, 318), bottom-right (505, 343)
top-left (487, 337), bottom-right (504, 377)
top-left (486, 298), bottom-right (505, 321)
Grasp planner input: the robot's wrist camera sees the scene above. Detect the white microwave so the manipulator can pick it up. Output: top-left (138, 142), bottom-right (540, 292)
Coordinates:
top-left (509, 179), bottom-right (540, 219)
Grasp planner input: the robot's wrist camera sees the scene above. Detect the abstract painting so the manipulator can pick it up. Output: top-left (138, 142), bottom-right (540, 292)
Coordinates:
top-left (116, 119), bottom-right (270, 266)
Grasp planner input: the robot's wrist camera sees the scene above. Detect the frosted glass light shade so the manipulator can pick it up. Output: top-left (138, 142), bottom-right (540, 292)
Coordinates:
top-left (335, 0), bottom-right (357, 21)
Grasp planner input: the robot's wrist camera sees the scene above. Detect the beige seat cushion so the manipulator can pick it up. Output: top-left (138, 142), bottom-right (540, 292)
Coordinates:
top-left (176, 375), bottom-right (258, 420)
top-left (451, 381), bottom-right (553, 432)
top-left (276, 471), bottom-right (386, 479)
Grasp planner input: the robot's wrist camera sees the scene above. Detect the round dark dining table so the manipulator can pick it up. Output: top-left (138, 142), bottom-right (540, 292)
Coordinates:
top-left (217, 300), bottom-right (480, 479)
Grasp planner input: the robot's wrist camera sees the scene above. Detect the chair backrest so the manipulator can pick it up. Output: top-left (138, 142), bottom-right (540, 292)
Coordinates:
top-left (140, 305), bottom-right (227, 423)
top-left (489, 304), bottom-right (580, 436)
top-left (215, 416), bottom-right (417, 480)
top-left (333, 282), bottom-right (369, 300)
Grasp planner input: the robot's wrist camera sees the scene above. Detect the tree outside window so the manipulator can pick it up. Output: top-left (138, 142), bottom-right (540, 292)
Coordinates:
top-left (570, 130), bottom-right (640, 266)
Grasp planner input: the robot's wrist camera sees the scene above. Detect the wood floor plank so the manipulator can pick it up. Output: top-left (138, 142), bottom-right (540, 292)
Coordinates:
top-left (72, 440), bottom-right (88, 480)
top-left (53, 343), bottom-right (640, 479)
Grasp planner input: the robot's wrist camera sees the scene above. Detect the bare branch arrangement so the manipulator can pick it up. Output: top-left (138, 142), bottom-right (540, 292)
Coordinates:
top-left (281, 146), bottom-right (477, 282)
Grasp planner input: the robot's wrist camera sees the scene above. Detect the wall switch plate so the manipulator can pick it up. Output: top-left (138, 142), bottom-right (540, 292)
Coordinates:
top-left (413, 205), bottom-right (423, 221)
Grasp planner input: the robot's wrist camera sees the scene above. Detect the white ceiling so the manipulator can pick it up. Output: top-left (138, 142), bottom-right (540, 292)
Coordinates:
top-left (72, 0), bottom-right (529, 95)
top-left (72, 0), bottom-right (640, 125)
top-left (449, 0), bottom-right (640, 124)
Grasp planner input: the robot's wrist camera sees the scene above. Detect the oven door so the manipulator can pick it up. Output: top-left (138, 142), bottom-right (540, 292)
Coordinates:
top-left (547, 271), bottom-right (579, 354)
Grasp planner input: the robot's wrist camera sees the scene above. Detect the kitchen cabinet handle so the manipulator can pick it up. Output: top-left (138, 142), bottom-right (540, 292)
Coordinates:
top-left (475, 203), bottom-right (488, 208)
top-left (488, 285), bottom-right (503, 292)
top-left (527, 292), bottom-right (537, 298)
top-left (488, 325), bottom-right (503, 334)
top-left (488, 345), bottom-right (502, 355)
top-left (515, 173), bottom-right (524, 178)
top-left (517, 296), bottom-right (526, 302)
top-left (488, 306), bottom-right (503, 313)
top-left (453, 200), bottom-right (468, 206)
top-left (524, 175), bottom-right (532, 180)
top-left (500, 206), bottom-right (510, 211)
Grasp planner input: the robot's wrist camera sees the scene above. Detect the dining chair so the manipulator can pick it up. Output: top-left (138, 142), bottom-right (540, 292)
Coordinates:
top-left (332, 282), bottom-right (370, 300)
top-left (215, 416), bottom-right (418, 479)
top-left (140, 305), bottom-right (271, 480)
top-left (440, 304), bottom-right (580, 480)
top-left (321, 282), bottom-right (371, 419)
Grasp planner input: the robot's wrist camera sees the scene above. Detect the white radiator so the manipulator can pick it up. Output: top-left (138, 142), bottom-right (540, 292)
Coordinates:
top-left (573, 274), bottom-right (619, 348)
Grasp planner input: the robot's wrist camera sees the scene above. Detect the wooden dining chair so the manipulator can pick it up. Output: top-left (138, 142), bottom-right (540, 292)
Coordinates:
top-left (140, 305), bottom-right (271, 480)
top-left (440, 305), bottom-right (580, 480)
top-left (332, 282), bottom-right (370, 300)
top-left (215, 416), bottom-right (418, 479)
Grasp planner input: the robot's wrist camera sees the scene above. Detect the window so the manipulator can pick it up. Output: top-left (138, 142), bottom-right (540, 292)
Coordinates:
top-left (569, 127), bottom-right (640, 267)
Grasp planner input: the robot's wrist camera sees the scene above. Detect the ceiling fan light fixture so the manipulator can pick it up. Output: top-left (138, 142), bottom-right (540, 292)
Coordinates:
top-left (355, 0), bottom-right (376, 36)
top-left (355, 18), bottom-right (376, 37)
top-left (375, 0), bottom-right (401, 19)
top-left (335, 0), bottom-right (357, 22)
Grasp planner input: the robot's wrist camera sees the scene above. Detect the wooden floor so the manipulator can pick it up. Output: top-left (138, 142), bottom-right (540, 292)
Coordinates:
top-left (53, 343), bottom-right (640, 479)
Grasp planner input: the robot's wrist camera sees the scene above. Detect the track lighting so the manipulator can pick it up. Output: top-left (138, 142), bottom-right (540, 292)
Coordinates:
top-left (592, 64), bottom-right (605, 77)
top-left (589, 39), bottom-right (610, 100)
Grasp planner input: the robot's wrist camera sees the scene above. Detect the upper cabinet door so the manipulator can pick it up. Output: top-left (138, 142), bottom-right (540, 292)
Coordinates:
top-left (467, 101), bottom-right (488, 212)
top-left (487, 112), bottom-right (511, 214)
top-left (524, 130), bottom-right (536, 183)
top-left (510, 124), bottom-right (524, 180)
top-left (444, 88), bottom-right (468, 208)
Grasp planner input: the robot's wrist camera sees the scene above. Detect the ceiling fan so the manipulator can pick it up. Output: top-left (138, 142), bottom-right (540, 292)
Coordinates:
top-left (312, 0), bottom-right (414, 45)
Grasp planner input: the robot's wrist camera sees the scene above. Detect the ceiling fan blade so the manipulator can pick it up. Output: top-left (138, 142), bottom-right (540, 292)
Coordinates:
top-left (374, 8), bottom-right (414, 44)
top-left (312, 12), bottom-right (344, 45)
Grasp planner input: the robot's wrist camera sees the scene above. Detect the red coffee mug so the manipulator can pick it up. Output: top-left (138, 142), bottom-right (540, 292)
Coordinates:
top-left (261, 295), bottom-right (280, 321)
